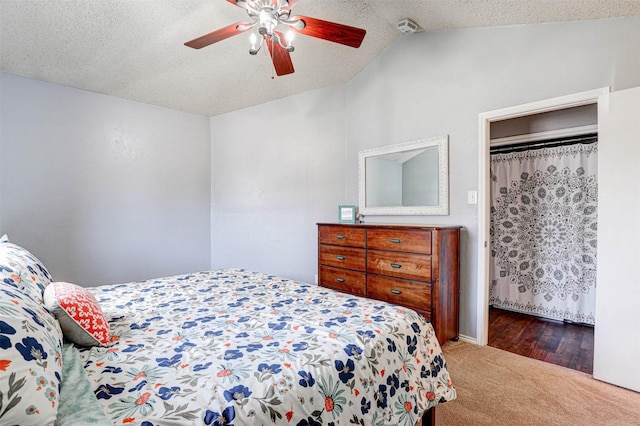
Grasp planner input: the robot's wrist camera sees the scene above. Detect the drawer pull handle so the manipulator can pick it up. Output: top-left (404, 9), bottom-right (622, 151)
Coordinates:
top-left (336, 234), bottom-right (345, 239)
top-left (391, 289), bottom-right (402, 295)
top-left (336, 278), bottom-right (346, 283)
top-left (336, 256), bottom-right (346, 260)
top-left (390, 238), bottom-right (402, 243)
top-left (390, 263), bottom-right (403, 269)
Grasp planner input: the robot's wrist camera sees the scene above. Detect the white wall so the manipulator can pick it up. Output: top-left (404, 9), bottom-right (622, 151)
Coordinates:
top-left (209, 85), bottom-right (347, 283)
top-left (594, 86), bottom-right (640, 392)
top-left (212, 16), bottom-right (640, 340)
top-left (0, 73), bottom-right (211, 286)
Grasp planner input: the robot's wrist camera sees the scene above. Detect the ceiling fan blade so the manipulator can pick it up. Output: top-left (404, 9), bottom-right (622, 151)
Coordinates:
top-left (184, 22), bottom-right (249, 49)
top-left (291, 15), bottom-right (366, 48)
top-left (267, 34), bottom-right (295, 76)
top-left (281, 0), bottom-right (299, 10)
top-left (226, 0), bottom-right (248, 8)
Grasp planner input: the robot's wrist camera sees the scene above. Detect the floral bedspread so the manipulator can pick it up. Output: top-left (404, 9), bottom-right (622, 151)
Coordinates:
top-left (78, 269), bottom-right (456, 425)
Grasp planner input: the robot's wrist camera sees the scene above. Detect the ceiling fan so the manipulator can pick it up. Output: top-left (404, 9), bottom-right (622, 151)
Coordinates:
top-left (184, 0), bottom-right (366, 76)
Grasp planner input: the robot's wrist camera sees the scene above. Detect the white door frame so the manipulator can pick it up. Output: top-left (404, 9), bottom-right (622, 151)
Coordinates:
top-left (476, 87), bottom-right (610, 346)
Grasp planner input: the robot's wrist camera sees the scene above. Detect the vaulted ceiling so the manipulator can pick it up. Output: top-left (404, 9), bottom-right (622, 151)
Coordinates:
top-left (2, 0), bottom-right (639, 116)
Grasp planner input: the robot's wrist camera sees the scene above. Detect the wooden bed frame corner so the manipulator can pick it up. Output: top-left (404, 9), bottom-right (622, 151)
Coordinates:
top-left (419, 406), bottom-right (436, 426)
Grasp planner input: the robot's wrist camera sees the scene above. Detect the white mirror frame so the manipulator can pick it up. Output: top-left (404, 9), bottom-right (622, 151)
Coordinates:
top-left (358, 135), bottom-right (449, 216)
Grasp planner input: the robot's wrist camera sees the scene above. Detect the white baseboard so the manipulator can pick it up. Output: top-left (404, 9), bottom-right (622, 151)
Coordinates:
top-left (458, 334), bottom-right (477, 345)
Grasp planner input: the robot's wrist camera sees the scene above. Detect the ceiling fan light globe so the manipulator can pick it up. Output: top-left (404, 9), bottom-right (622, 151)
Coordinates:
top-left (286, 29), bottom-right (295, 44)
top-left (290, 19), bottom-right (305, 30)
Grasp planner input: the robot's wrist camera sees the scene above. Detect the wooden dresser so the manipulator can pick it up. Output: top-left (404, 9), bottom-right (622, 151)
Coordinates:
top-left (317, 223), bottom-right (461, 344)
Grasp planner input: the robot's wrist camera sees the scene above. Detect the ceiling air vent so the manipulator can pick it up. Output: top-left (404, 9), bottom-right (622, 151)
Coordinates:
top-left (396, 18), bottom-right (421, 34)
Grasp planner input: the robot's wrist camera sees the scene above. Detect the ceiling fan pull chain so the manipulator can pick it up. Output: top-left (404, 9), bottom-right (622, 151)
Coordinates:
top-left (261, 41), bottom-right (275, 79)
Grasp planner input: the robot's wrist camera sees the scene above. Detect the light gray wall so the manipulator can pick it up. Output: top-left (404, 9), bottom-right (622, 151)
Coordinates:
top-left (0, 73), bottom-right (211, 286)
top-left (209, 85), bottom-right (347, 283)
top-left (210, 16), bottom-right (640, 340)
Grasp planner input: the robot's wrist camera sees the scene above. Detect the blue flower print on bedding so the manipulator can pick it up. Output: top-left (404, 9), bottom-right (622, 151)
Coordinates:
top-left (0, 280), bottom-right (63, 425)
top-left (74, 269), bottom-right (456, 425)
top-left (0, 320), bottom-right (16, 349)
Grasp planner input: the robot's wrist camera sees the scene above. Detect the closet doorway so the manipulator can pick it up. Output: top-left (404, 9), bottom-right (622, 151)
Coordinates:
top-left (486, 107), bottom-right (598, 372)
top-left (476, 88), bottom-right (609, 351)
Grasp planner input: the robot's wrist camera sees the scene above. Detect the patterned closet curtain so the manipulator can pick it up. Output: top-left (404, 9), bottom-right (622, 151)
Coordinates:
top-left (489, 139), bottom-right (598, 325)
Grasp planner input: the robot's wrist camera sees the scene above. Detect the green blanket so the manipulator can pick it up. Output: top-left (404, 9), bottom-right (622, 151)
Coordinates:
top-left (56, 343), bottom-right (112, 426)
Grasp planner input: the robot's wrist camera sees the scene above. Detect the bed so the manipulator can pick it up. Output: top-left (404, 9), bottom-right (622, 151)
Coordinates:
top-left (0, 238), bottom-right (456, 426)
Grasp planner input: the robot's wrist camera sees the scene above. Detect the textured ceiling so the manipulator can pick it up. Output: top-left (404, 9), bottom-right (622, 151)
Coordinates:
top-left (2, 0), bottom-right (639, 117)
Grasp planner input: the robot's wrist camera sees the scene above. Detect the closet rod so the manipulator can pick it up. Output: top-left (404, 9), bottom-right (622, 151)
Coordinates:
top-left (490, 133), bottom-right (597, 154)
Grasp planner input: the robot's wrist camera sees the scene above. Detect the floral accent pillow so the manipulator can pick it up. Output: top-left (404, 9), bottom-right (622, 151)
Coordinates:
top-left (44, 282), bottom-right (111, 347)
top-left (0, 239), bottom-right (52, 303)
top-left (0, 281), bottom-right (63, 425)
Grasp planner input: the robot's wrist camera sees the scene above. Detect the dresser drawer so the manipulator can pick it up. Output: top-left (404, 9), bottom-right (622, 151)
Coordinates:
top-left (319, 225), bottom-right (366, 248)
top-left (367, 275), bottom-right (432, 313)
top-left (319, 266), bottom-right (366, 296)
top-left (319, 245), bottom-right (366, 271)
top-left (367, 229), bottom-right (432, 254)
top-left (367, 250), bottom-right (431, 282)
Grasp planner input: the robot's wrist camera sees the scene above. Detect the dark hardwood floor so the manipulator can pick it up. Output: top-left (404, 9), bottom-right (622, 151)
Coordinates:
top-left (488, 307), bottom-right (594, 374)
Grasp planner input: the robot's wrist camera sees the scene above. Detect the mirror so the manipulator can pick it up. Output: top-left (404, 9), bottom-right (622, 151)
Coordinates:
top-left (358, 135), bottom-right (449, 216)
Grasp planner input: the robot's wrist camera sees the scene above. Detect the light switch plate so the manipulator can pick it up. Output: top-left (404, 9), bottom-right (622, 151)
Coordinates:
top-left (468, 190), bottom-right (478, 205)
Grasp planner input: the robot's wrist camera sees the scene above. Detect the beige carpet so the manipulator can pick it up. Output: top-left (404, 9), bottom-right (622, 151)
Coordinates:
top-left (436, 341), bottom-right (640, 426)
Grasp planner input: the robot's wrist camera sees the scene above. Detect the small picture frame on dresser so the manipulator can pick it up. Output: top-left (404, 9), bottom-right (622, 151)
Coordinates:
top-left (338, 205), bottom-right (357, 223)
